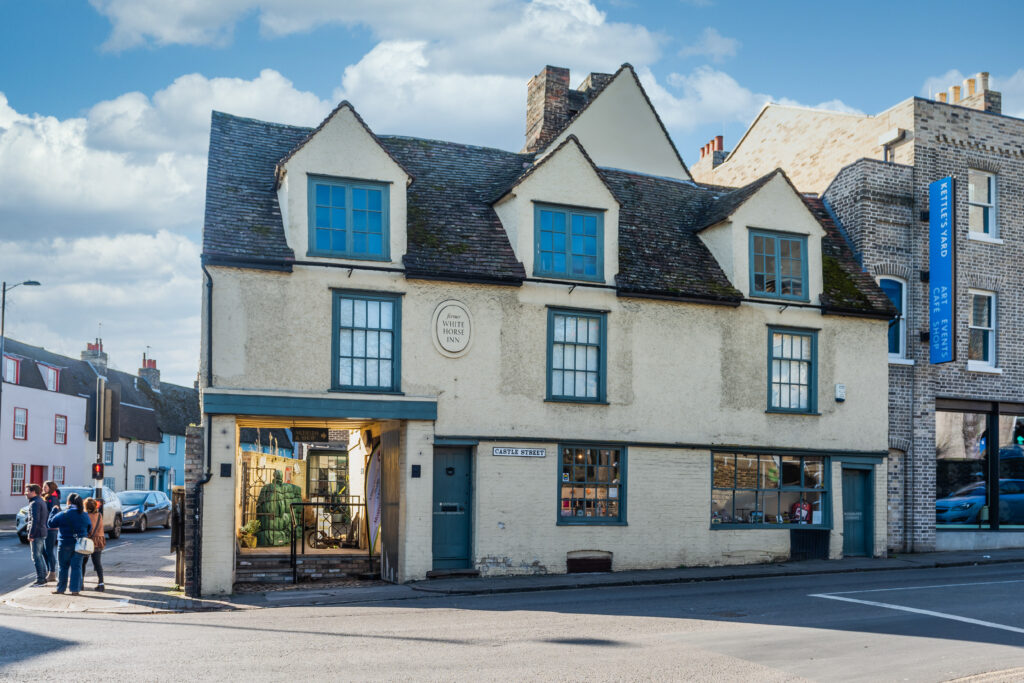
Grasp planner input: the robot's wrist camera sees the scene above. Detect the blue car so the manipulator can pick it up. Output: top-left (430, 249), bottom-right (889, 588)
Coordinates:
top-left (936, 479), bottom-right (1024, 524)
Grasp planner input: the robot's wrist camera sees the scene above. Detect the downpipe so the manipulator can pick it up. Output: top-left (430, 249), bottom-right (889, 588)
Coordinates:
top-left (191, 264), bottom-right (216, 597)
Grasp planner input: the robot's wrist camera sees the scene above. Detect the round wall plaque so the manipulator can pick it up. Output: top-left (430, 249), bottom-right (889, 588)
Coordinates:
top-left (432, 300), bottom-right (473, 358)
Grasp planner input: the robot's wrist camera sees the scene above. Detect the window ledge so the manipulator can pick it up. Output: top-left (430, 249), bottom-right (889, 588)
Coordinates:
top-left (888, 357), bottom-right (915, 366)
top-left (765, 409), bottom-right (821, 416)
top-left (557, 520), bottom-right (628, 527)
top-left (710, 524), bottom-right (830, 530)
top-left (966, 362), bottom-right (1002, 374)
top-left (545, 398), bottom-right (610, 406)
top-left (967, 232), bottom-right (1003, 245)
top-left (329, 388), bottom-right (405, 396)
top-left (306, 250), bottom-right (392, 262)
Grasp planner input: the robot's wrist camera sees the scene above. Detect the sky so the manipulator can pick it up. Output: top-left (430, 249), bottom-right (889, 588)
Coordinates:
top-left (1, 0), bottom-right (1023, 387)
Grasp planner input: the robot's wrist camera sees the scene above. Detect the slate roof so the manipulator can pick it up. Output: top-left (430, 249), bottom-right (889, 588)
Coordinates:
top-left (201, 110), bottom-right (892, 316)
top-left (1, 339), bottom-right (199, 441)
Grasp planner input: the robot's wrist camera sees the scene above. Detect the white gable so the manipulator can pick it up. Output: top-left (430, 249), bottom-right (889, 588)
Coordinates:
top-left (541, 68), bottom-right (691, 181)
top-left (277, 104), bottom-right (410, 265)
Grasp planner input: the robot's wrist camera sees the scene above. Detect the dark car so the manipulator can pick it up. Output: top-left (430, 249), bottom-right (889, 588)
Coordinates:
top-left (117, 490), bottom-right (171, 532)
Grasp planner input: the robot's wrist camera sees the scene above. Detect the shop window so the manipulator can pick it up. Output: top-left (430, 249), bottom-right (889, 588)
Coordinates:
top-left (767, 328), bottom-right (817, 414)
top-left (878, 277), bottom-right (907, 360)
top-left (558, 445), bottom-right (624, 524)
top-left (308, 177), bottom-right (389, 260)
top-left (332, 291), bottom-right (401, 392)
top-left (103, 442), bottom-right (114, 466)
top-left (968, 169), bottom-right (997, 237)
top-left (534, 204), bottom-right (604, 281)
top-left (967, 290), bottom-right (996, 370)
top-left (10, 463), bottom-right (25, 495)
top-left (55, 415), bottom-right (67, 445)
top-left (547, 308), bottom-right (606, 403)
top-left (13, 407), bottom-right (27, 439)
top-left (937, 408), bottom-right (1024, 530)
top-left (712, 452), bottom-right (828, 527)
top-left (749, 230), bottom-right (808, 301)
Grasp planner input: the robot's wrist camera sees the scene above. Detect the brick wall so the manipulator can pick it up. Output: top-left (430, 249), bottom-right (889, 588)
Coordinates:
top-left (183, 425), bottom-right (204, 597)
top-left (825, 98), bottom-right (1024, 551)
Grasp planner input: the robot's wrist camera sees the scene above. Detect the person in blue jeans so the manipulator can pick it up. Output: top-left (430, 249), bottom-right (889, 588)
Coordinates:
top-left (48, 492), bottom-right (91, 595)
top-left (42, 481), bottom-right (61, 581)
top-left (24, 484), bottom-right (49, 586)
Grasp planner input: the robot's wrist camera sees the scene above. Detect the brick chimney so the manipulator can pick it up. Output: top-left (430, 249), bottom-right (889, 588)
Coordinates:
top-left (81, 338), bottom-right (108, 374)
top-left (694, 135), bottom-right (728, 171)
top-left (935, 71), bottom-right (1001, 114)
top-left (139, 353), bottom-right (160, 390)
top-left (523, 66), bottom-right (613, 153)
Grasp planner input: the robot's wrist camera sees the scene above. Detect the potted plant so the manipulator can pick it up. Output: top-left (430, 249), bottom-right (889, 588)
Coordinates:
top-left (238, 519), bottom-right (260, 548)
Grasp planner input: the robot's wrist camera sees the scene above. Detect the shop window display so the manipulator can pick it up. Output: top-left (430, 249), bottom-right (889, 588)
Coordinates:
top-left (559, 446), bottom-right (623, 523)
top-left (712, 452), bottom-right (826, 526)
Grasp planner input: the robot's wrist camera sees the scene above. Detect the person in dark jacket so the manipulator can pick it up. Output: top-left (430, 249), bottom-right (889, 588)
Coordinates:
top-left (48, 492), bottom-right (91, 595)
top-left (24, 484), bottom-right (49, 586)
top-left (42, 480), bottom-right (60, 581)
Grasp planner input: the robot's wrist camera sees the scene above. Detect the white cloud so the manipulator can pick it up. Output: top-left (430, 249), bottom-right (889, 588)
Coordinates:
top-left (649, 66), bottom-right (862, 136)
top-left (0, 231), bottom-right (201, 388)
top-left (678, 27), bottom-right (739, 63)
top-left (0, 70), bottom-right (328, 238)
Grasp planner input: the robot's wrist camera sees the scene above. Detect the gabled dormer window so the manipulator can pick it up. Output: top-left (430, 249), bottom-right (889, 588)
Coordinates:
top-left (2, 355), bottom-right (19, 384)
top-left (38, 364), bottom-right (59, 391)
top-left (749, 229), bottom-right (808, 301)
top-left (534, 204), bottom-right (604, 282)
top-left (308, 176), bottom-right (389, 261)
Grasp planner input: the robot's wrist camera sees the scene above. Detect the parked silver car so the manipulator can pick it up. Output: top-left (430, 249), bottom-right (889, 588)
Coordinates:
top-left (15, 486), bottom-right (123, 543)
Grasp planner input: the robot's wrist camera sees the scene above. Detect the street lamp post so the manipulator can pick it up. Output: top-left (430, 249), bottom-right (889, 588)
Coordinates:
top-left (0, 280), bottom-right (42, 446)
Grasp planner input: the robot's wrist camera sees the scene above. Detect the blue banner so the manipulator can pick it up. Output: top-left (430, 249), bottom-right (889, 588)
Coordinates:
top-left (929, 177), bottom-right (955, 364)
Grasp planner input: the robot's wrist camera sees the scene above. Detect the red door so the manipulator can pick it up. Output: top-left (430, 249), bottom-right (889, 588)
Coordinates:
top-left (30, 465), bottom-right (46, 487)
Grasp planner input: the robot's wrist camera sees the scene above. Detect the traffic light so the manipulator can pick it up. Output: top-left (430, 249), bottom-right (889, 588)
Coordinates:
top-left (91, 462), bottom-right (104, 481)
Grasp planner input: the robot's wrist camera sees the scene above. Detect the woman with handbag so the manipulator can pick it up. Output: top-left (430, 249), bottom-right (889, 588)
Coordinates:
top-left (81, 498), bottom-right (106, 591)
top-left (47, 492), bottom-right (91, 595)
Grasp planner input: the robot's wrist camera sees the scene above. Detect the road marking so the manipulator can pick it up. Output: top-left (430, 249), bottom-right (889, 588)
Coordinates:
top-left (810, 593), bottom-right (1024, 635)
top-left (823, 579), bottom-right (1024, 596)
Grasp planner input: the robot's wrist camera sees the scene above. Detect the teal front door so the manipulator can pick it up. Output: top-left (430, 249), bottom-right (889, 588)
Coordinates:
top-left (842, 468), bottom-right (871, 557)
top-left (432, 447), bottom-right (472, 570)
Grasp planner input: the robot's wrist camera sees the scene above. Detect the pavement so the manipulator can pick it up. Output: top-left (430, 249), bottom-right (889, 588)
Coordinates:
top-left (5, 541), bottom-right (1024, 614)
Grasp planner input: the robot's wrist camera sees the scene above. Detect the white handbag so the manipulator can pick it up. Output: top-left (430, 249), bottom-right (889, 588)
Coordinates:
top-left (75, 536), bottom-right (95, 555)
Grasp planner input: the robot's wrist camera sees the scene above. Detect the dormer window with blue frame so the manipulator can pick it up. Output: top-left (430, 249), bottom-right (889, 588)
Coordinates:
top-left (749, 229), bottom-right (808, 301)
top-left (534, 204), bottom-right (604, 281)
top-left (308, 176), bottom-right (390, 261)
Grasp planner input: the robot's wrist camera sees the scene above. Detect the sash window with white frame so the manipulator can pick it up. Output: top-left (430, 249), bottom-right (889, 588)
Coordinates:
top-left (968, 290), bottom-right (996, 369)
top-left (968, 169), bottom-right (997, 237)
top-left (13, 407), bottom-right (27, 439)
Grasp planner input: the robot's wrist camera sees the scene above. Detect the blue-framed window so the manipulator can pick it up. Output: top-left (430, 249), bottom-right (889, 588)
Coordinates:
top-left (308, 176), bottom-right (389, 260)
top-left (558, 445), bottom-right (626, 525)
top-left (103, 477), bottom-right (115, 491)
top-left (749, 230), bottom-right (808, 300)
top-left (332, 291), bottom-right (401, 392)
top-left (767, 327), bottom-right (817, 414)
top-left (547, 309), bottom-right (606, 403)
top-left (711, 452), bottom-right (828, 527)
top-left (134, 475), bottom-right (145, 490)
top-left (534, 204), bottom-right (604, 281)
top-left (136, 443), bottom-right (145, 461)
top-left (103, 442), bottom-right (114, 466)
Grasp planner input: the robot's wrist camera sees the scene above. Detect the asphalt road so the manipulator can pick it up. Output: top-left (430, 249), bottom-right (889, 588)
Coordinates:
top-left (0, 521), bottom-right (168, 595)
top-left (2, 559), bottom-right (1024, 681)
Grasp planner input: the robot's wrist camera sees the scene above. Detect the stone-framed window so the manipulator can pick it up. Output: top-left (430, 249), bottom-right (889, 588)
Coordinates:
top-left (967, 169), bottom-right (997, 238)
top-left (878, 277), bottom-right (907, 360)
top-left (967, 290), bottom-right (997, 370)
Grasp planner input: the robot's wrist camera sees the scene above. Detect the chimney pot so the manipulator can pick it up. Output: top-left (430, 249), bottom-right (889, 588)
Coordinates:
top-left (936, 92), bottom-right (947, 103)
top-left (715, 135), bottom-right (723, 151)
top-left (979, 72), bottom-right (990, 92)
top-left (951, 85), bottom-right (961, 103)
top-left (965, 78), bottom-right (976, 96)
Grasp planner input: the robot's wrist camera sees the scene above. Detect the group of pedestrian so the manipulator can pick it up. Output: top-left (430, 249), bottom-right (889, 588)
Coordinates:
top-left (25, 482), bottom-right (106, 595)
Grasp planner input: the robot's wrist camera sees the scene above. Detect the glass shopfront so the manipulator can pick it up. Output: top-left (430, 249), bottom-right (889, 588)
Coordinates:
top-left (711, 452), bottom-right (828, 527)
top-left (936, 402), bottom-right (1024, 530)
